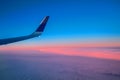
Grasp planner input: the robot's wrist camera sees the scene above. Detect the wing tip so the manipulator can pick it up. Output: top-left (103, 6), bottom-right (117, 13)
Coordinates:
top-left (35, 16), bottom-right (49, 32)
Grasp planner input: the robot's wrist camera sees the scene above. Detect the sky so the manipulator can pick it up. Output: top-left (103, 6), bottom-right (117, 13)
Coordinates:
top-left (0, 0), bottom-right (120, 59)
top-left (0, 0), bottom-right (120, 45)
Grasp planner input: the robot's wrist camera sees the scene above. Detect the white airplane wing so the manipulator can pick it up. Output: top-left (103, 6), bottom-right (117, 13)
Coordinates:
top-left (0, 16), bottom-right (49, 45)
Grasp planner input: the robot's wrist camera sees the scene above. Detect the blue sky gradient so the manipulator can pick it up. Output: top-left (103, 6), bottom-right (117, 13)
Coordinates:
top-left (0, 0), bottom-right (120, 46)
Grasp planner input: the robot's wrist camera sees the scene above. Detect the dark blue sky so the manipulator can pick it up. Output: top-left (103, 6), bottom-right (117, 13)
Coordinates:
top-left (0, 0), bottom-right (120, 45)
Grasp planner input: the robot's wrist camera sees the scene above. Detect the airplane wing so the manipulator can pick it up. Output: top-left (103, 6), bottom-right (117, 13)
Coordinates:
top-left (0, 16), bottom-right (49, 45)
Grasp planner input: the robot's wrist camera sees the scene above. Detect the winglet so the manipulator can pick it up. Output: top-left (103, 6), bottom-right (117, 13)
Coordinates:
top-left (35, 16), bottom-right (49, 32)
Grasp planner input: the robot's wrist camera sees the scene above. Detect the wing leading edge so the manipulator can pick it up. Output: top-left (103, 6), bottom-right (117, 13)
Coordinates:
top-left (0, 16), bottom-right (49, 45)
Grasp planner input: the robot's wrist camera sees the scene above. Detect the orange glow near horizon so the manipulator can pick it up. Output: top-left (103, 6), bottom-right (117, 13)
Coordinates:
top-left (0, 42), bottom-right (120, 61)
top-left (34, 46), bottom-right (120, 60)
top-left (0, 42), bottom-right (120, 60)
